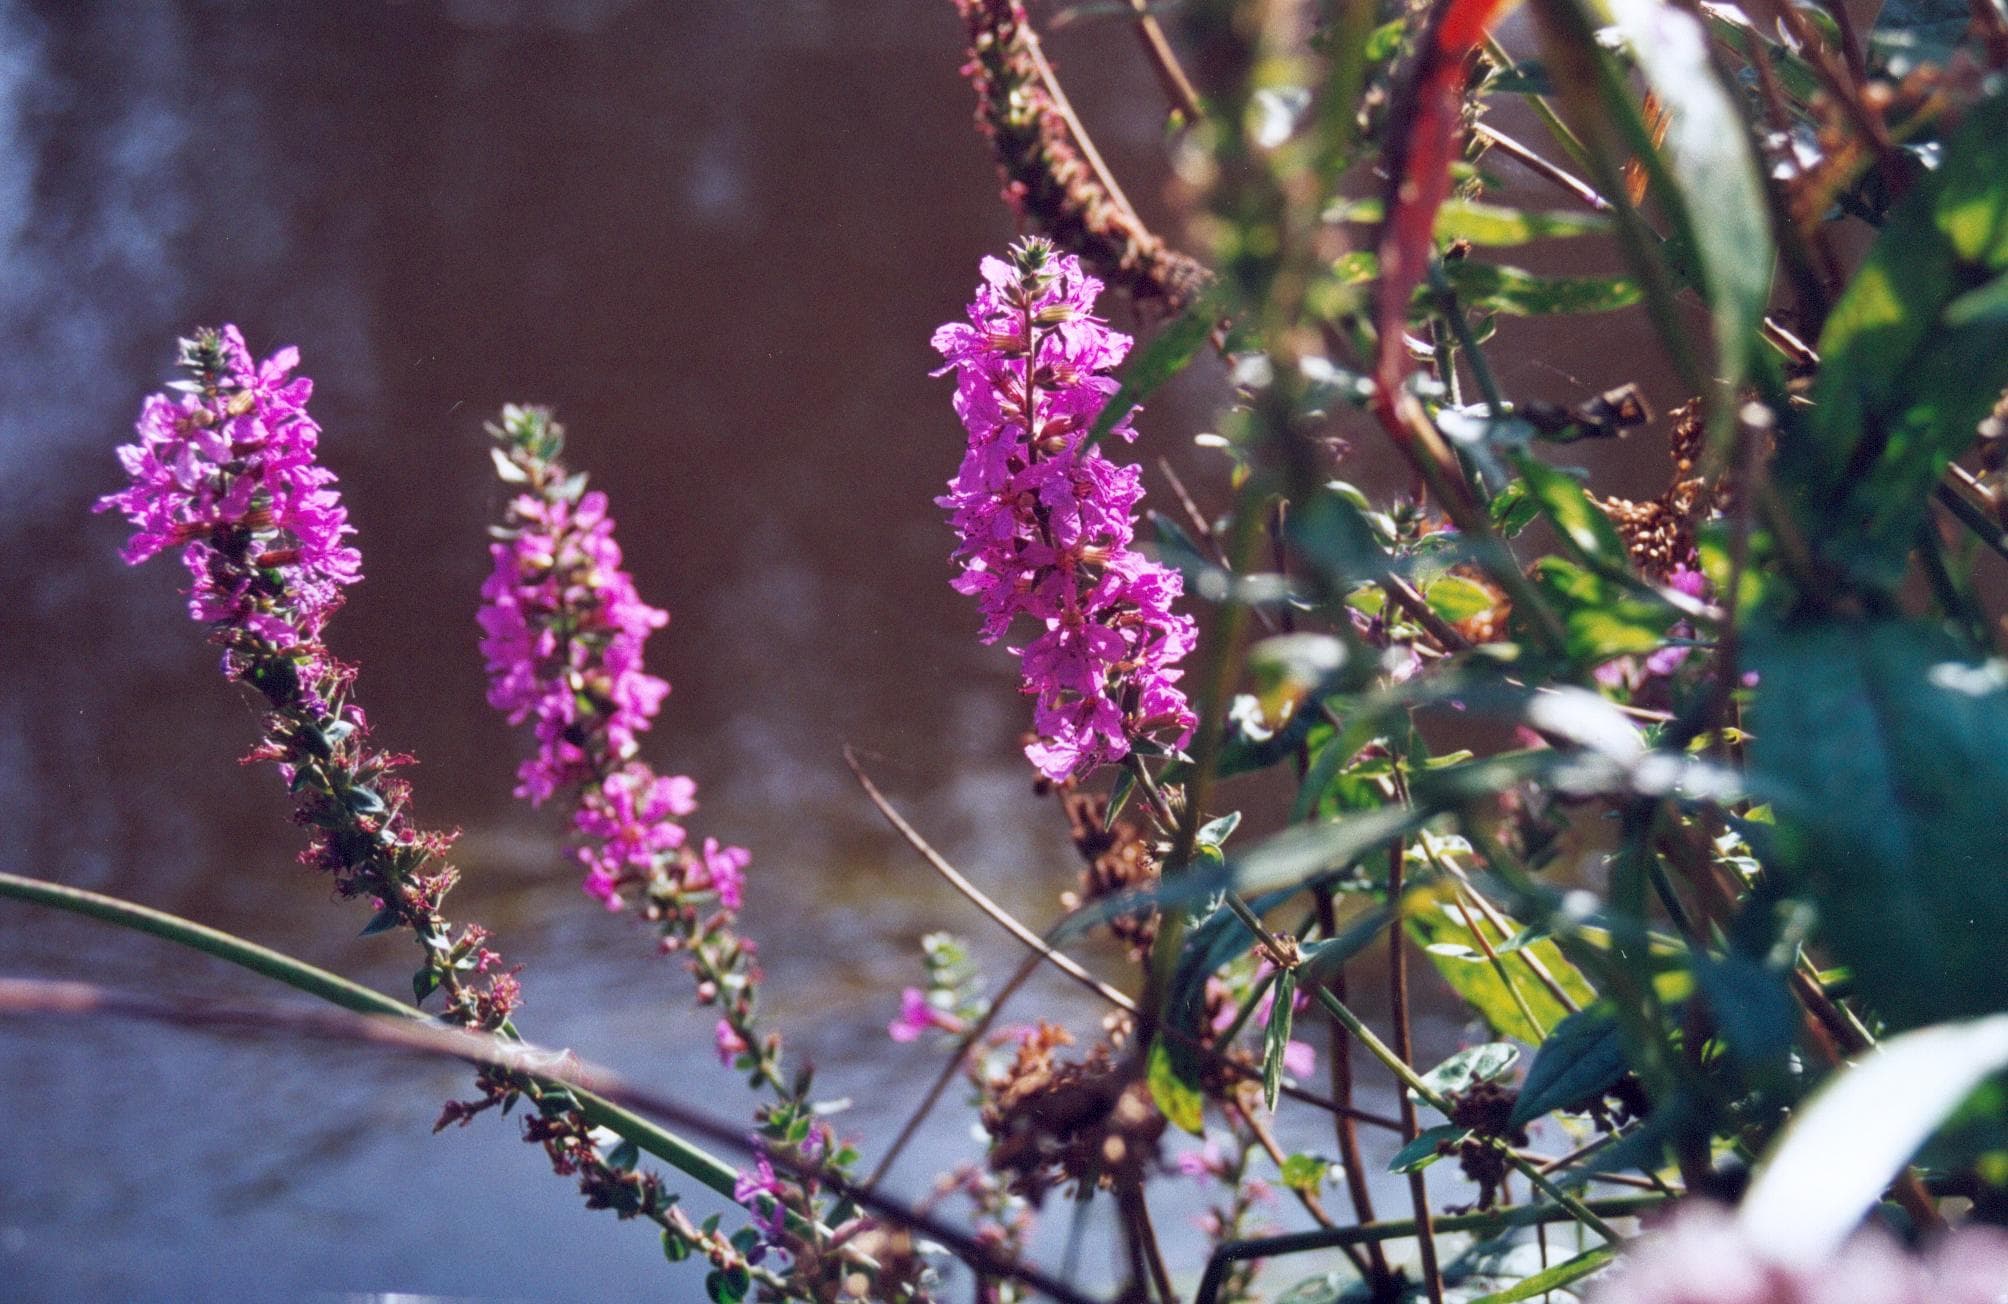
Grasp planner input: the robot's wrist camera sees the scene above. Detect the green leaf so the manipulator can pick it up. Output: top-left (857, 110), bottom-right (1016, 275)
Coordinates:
top-left (606, 1138), bottom-right (641, 1172)
top-left (1331, 250), bottom-right (1640, 316)
top-left (1288, 483), bottom-right (1392, 586)
top-left (1197, 810), bottom-right (1243, 852)
top-left (1084, 290), bottom-right (1218, 450)
top-left (1609, 0), bottom-right (1773, 392)
top-left (1389, 1123), bottom-right (1470, 1173)
top-left (1281, 1151), bottom-right (1331, 1192)
top-left (1746, 619), bottom-right (2008, 1028)
top-left (1946, 269), bottom-right (2008, 325)
top-left (1329, 196), bottom-right (1610, 245)
top-left (705, 1266), bottom-right (749, 1304)
top-left (1467, 1244), bottom-right (1617, 1303)
top-left (1263, 968), bottom-right (1298, 1111)
top-left (1443, 261), bottom-right (1640, 316)
top-left (1510, 1006), bottom-right (1626, 1127)
top-left (1415, 1042), bottom-right (1519, 1102)
top-left (662, 1229), bottom-right (691, 1263)
top-left (1423, 575), bottom-right (1497, 624)
top-left (412, 967), bottom-right (440, 1005)
top-left (1514, 455), bottom-right (1629, 571)
top-left (1530, 557), bottom-right (1675, 663)
top-left (358, 903), bottom-right (401, 937)
top-left (1409, 896), bottom-right (1597, 1044)
top-left (1148, 1034), bottom-right (1206, 1135)
top-left (1435, 200), bottom-right (1610, 246)
top-left (1232, 804), bottom-right (1436, 897)
top-left (1741, 1014), bottom-right (2008, 1268)
top-left (1249, 633), bottom-right (1351, 725)
top-left (1783, 94), bottom-right (2008, 587)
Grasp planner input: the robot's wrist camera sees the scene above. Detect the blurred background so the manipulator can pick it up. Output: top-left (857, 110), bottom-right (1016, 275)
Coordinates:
top-left (0, 2), bottom-right (1674, 1298)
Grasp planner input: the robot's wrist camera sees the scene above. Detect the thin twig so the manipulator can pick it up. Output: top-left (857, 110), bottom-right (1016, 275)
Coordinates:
top-left (1023, 24), bottom-right (1143, 229)
top-left (843, 748), bottom-right (1400, 1128)
top-left (1473, 121), bottom-right (1613, 212)
top-left (1313, 889), bottom-right (1394, 1291)
top-left (1125, 0), bottom-right (1203, 122)
top-left (1387, 836), bottom-right (1447, 1304)
top-left (866, 949), bottom-right (1043, 1190)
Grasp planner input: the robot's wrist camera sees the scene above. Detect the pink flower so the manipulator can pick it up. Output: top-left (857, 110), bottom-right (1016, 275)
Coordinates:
top-left (888, 986), bottom-right (963, 1043)
top-left (1283, 1039), bottom-right (1317, 1080)
top-left (478, 485), bottom-right (669, 804)
top-left (934, 238), bottom-right (1197, 782)
top-left (97, 326), bottom-right (360, 643)
top-left (698, 837), bottom-right (750, 911)
top-left (1589, 1201), bottom-right (2008, 1304)
top-left (480, 407), bottom-right (752, 921)
top-left (733, 1156), bottom-right (788, 1239)
top-left (715, 1019), bottom-right (750, 1066)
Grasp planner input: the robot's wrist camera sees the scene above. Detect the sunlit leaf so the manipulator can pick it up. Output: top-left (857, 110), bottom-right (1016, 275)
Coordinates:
top-left (1740, 1014), bottom-right (2008, 1268)
top-left (1608, 0), bottom-right (1773, 391)
top-left (1148, 1034), bottom-right (1207, 1136)
top-left (1411, 894), bottom-right (1598, 1044)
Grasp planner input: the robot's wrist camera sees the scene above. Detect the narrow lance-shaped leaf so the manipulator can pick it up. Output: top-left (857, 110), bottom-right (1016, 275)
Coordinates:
top-left (1084, 289), bottom-right (1218, 450)
top-left (1607, 0), bottom-right (1774, 395)
top-left (1740, 1014), bottom-right (2008, 1268)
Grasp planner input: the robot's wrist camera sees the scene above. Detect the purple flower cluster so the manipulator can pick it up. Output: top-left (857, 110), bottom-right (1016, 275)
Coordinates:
top-left (96, 326), bottom-right (360, 643)
top-left (479, 486), bottom-right (670, 804)
top-left (478, 406), bottom-right (751, 915)
top-left (934, 238), bottom-right (1197, 781)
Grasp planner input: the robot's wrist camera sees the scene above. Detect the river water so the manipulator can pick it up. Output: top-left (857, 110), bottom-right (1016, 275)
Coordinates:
top-left (0, 3), bottom-right (1675, 1299)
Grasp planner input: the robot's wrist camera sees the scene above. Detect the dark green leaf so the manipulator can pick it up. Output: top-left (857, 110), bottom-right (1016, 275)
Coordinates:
top-left (1871, 0), bottom-right (1972, 66)
top-left (1746, 619), bottom-right (2008, 1028)
top-left (1783, 94), bottom-right (2008, 588)
top-left (1511, 1006), bottom-right (1627, 1127)
top-left (1085, 290), bottom-right (1218, 449)
top-left (358, 903), bottom-right (401, 937)
top-left (1288, 483), bottom-right (1392, 586)
top-left (606, 1138), bottom-right (641, 1172)
top-left (412, 967), bottom-right (440, 1005)
top-left (1693, 953), bottom-right (1796, 1069)
top-left (1389, 1123), bottom-right (1470, 1173)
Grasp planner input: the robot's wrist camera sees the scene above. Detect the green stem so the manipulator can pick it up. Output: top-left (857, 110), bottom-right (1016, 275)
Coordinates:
top-left (0, 870), bottom-right (743, 1203)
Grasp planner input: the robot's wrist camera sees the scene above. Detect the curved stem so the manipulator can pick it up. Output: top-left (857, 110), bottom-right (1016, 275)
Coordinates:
top-left (0, 870), bottom-right (741, 1199)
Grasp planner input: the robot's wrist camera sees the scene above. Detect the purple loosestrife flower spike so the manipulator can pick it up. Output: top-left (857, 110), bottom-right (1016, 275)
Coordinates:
top-left (477, 406), bottom-right (756, 915)
top-left (934, 237), bottom-right (1197, 782)
top-left (97, 326), bottom-right (516, 1029)
top-left (97, 326), bottom-right (361, 643)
